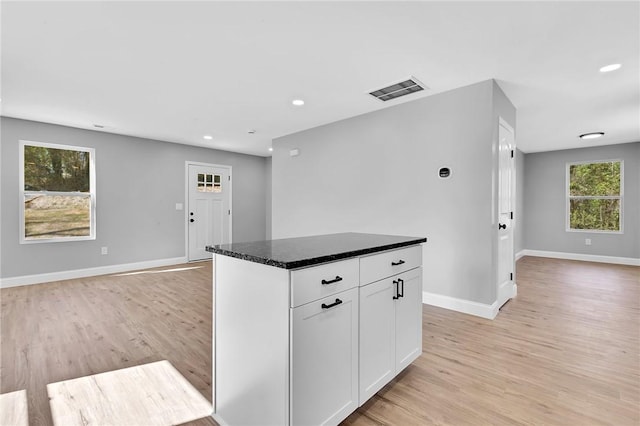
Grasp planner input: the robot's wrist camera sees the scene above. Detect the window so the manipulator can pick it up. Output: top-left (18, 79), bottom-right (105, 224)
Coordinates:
top-left (197, 173), bottom-right (222, 193)
top-left (20, 141), bottom-right (96, 243)
top-left (567, 160), bottom-right (622, 232)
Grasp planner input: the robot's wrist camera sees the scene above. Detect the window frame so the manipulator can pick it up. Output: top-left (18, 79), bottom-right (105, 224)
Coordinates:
top-left (19, 140), bottom-right (97, 244)
top-left (565, 159), bottom-right (623, 234)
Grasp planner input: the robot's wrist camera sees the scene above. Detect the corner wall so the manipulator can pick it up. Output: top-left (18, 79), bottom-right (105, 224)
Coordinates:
top-left (0, 117), bottom-right (268, 281)
top-left (265, 156), bottom-right (272, 240)
top-left (523, 142), bottom-right (639, 260)
top-left (515, 148), bottom-right (525, 255)
top-left (272, 80), bottom-right (516, 308)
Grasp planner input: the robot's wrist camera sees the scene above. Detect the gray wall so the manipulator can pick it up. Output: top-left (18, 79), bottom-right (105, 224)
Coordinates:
top-left (523, 142), bottom-right (639, 258)
top-left (272, 80), bottom-right (515, 305)
top-left (515, 148), bottom-right (525, 255)
top-left (1, 117), bottom-right (268, 279)
top-left (265, 156), bottom-right (272, 240)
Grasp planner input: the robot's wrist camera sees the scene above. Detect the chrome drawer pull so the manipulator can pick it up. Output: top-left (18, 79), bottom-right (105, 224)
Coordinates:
top-left (321, 276), bottom-right (343, 285)
top-left (391, 260), bottom-right (405, 266)
top-left (321, 299), bottom-right (343, 309)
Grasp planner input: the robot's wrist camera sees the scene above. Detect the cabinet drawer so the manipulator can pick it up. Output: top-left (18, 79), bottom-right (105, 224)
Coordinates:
top-left (291, 258), bottom-right (359, 307)
top-left (360, 245), bottom-right (422, 285)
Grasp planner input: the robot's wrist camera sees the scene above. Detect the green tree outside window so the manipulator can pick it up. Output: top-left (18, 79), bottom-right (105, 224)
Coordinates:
top-left (568, 161), bottom-right (621, 231)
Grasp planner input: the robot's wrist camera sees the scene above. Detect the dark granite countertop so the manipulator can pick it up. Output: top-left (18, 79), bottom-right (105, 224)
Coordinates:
top-left (206, 232), bottom-right (427, 269)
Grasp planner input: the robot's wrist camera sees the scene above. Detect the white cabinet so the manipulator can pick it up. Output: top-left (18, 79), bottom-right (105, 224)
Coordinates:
top-left (214, 241), bottom-right (424, 426)
top-left (359, 278), bottom-right (395, 404)
top-left (291, 287), bottom-right (359, 425)
top-left (394, 269), bottom-right (423, 372)
top-left (291, 258), bottom-right (359, 307)
top-left (359, 245), bottom-right (422, 284)
top-left (359, 250), bottom-right (423, 405)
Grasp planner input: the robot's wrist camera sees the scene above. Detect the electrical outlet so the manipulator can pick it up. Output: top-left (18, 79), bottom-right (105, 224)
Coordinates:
top-left (101, 246), bottom-right (108, 255)
top-left (585, 238), bottom-right (591, 246)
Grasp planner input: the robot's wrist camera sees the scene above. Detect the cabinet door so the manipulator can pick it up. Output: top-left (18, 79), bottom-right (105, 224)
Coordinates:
top-left (291, 288), bottom-right (359, 426)
top-left (358, 278), bottom-right (395, 405)
top-left (395, 268), bottom-right (423, 373)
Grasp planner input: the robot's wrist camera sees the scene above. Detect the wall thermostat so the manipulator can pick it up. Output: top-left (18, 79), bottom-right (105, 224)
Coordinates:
top-left (439, 167), bottom-right (451, 179)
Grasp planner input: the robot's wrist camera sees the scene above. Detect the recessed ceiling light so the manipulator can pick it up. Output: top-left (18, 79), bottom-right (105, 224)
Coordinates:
top-left (292, 99), bottom-right (305, 106)
top-left (579, 132), bottom-right (605, 139)
top-left (599, 63), bottom-right (621, 73)
top-left (203, 135), bottom-right (213, 140)
top-left (268, 147), bottom-right (273, 152)
top-left (248, 129), bottom-right (256, 134)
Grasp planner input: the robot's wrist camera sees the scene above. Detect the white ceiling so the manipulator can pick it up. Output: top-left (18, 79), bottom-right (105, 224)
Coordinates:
top-left (1, 1), bottom-right (638, 157)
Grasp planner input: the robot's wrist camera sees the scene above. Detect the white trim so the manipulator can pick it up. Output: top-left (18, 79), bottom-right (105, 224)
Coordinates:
top-left (520, 249), bottom-right (640, 266)
top-left (0, 256), bottom-right (189, 288)
top-left (185, 161), bottom-right (233, 262)
top-left (515, 250), bottom-right (526, 260)
top-left (211, 413), bottom-right (227, 426)
top-left (422, 291), bottom-right (500, 320)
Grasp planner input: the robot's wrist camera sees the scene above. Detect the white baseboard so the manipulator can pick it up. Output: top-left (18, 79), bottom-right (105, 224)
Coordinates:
top-left (520, 249), bottom-right (640, 266)
top-left (0, 256), bottom-right (189, 289)
top-left (423, 291), bottom-right (499, 320)
top-left (515, 250), bottom-right (525, 261)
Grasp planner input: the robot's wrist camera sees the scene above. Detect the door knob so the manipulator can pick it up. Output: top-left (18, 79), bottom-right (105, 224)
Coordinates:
top-left (498, 223), bottom-right (506, 230)
top-left (190, 219), bottom-right (195, 223)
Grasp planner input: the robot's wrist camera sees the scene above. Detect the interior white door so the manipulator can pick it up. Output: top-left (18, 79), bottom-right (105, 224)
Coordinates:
top-left (188, 164), bottom-right (231, 261)
top-left (497, 118), bottom-right (516, 308)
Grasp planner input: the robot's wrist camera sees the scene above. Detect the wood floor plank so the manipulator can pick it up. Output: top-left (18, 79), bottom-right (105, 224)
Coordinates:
top-left (47, 360), bottom-right (212, 426)
top-left (0, 389), bottom-right (29, 426)
top-left (343, 257), bottom-right (639, 426)
top-left (1, 262), bottom-right (212, 426)
top-left (1, 257), bottom-right (638, 425)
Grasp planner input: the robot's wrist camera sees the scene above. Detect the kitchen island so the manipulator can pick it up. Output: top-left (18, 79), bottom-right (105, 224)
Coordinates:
top-left (206, 232), bottom-right (427, 426)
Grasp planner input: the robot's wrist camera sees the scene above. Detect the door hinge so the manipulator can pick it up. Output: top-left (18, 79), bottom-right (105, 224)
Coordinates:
top-left (510, 211), bottom-right (514, 220)
top-left (228, 210), bottom-right (231, 215)
top-left (510, 150), bottom-right (514, 158)
top-left (228, 176), bottom-right (231, 181)
top-left (510, 272), bottom-right (513, 281)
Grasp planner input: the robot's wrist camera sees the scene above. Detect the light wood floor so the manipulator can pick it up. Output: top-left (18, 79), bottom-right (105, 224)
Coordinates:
top-left (1, 257), bottom-right (638, 425)
top-left (1, 263), bottom-right (213, 426)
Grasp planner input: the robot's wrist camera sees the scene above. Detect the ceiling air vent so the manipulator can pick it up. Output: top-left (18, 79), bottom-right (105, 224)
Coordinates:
top-left (369, 77), bottom-right (427, 102)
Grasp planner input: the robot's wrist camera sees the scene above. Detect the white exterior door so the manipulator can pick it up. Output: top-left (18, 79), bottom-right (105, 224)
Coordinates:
top-left (187, 163), bottom-right (231, 261)
top-left (497, 118), bottom-right (516, 308)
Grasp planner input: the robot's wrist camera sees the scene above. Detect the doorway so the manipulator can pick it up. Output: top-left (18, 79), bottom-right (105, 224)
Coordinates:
top-left (497, 118), bottom-right (516, 308)
top-left (186, 162), bottom-right (232, 261)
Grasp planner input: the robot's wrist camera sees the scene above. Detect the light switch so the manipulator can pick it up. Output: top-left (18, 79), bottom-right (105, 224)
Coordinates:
top-left (175, 203), bottom-right (183, 211)
top-left (289, 148), bottom-right (299, 157)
